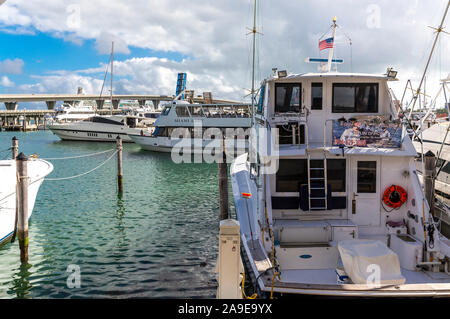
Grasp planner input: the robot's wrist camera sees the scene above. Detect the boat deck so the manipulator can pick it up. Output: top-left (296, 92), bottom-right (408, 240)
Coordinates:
top-left (243, 238), bottom-right (450, 297)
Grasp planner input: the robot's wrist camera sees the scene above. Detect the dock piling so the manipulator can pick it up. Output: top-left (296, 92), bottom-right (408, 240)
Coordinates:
top-left (16, 152), bottom-right (29, 264)
top-left (12, 136), bottom-right (18, 159)
top-left (218, 138), bottom-right (229, 220)
top-left (116, 136), bottom-right (123, 194)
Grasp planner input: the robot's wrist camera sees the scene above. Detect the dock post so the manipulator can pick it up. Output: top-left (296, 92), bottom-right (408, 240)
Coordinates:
top-left (424, 150), bottom-right (436, 216)
top-left (12, 136), bottom-right (18, 159)
top-left (116, 136), bottom-right (123, 194)
top-left (16, 152), bottom-right (29, 264)
top-left (218, 138), bottom-right (229, 220)
top-left (217, 219), bottom-right (242, 299)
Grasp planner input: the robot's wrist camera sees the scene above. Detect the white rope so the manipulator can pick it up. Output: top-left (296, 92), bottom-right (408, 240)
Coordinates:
top-left (46, 150), bottom-right (118, 181)
top-left (41, 148), bottom-right (115, 160)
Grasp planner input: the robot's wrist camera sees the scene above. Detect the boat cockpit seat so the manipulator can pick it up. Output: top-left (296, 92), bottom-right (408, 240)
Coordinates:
top-left (338, 239), bottom-right (406, 285)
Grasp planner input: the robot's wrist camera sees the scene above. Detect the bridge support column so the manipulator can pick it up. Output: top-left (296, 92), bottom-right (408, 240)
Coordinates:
top-left (46, 101), bottom-right (56, 110)
top-left (96, 100), bottom-right (105, 109)
top-left (151, 99), bottom-right (160, 110)
top-left (138, 99), bottom-right (146, 108)
top-left (5, 102), bottom-right (18, 111)
top-left (112, 99), bottom-right (120, 109)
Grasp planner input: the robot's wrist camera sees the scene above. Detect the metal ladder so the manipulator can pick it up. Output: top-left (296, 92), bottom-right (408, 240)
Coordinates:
top-left (306, 152), bottom-right (328, 212)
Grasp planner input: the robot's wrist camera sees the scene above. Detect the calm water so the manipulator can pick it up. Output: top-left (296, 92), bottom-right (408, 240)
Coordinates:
top-left (0, 130), bottom-right (232, 298)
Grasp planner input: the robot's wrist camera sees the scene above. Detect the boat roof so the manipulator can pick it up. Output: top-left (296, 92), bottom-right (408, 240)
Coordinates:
top-left (267, 72), bottom-right (389, 82)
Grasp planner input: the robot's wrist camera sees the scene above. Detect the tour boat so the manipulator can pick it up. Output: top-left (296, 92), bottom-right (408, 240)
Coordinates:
top-left (128, 100), bottom-right (251, 155)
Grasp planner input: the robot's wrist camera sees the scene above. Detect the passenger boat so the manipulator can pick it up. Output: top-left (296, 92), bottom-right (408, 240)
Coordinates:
top-left (230, 15), bottom-right (450, 297)
top-left (128, 100), bottom-right (251, 154)
top-left (0, 158), bottom-right (53, 246)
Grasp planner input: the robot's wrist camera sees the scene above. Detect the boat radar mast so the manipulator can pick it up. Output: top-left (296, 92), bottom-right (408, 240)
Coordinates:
top-left (305, 16), bottom-right (344, 72)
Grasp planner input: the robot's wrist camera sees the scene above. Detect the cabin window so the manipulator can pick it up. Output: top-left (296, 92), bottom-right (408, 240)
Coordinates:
top-left (357, 161), bottom-right (377, 193)
top-left (257, 84), bottom-right (265, 114)
top-left (161, 106), bottom-right (171, 116)
top-left (188, 106), bottom-right (203, 117)
top-left (327, 159), bottom-right (346, 192)
top-left (332, 83), bottom-right (378, 113)
top-left (175, 106), bottom-right (190, 117)
top-left (311, 83), bottom-right (323, 110)
top-left (275, 83), bottom-right (301, 113)
top-left (276, 159), bottom-right (307, 192)
top-left (276, 124), bottom-right (305, 145)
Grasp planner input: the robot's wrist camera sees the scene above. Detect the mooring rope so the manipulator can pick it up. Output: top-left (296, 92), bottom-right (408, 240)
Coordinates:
top-left (41, 148), bottom-right (115, 160)
top-left (46, 150), bottom-right (118, 181)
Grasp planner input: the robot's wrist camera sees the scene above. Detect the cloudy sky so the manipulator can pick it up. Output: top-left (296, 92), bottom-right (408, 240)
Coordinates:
top-left (0, 0), bottom-right (449, 109)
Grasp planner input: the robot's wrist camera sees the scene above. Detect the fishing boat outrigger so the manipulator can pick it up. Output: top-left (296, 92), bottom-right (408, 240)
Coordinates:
top-left (231, 16), bottom-right (450, 297)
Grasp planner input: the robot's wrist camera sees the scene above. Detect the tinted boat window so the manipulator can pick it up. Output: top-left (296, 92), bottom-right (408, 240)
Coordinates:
top-left (275, 83), bottom-right (301, 113)
top-left (332, 83), bottom-right (378, 113)
top-left (276, 159), bottom-right (307, 192)
top-left (311, 83), bottom-right (323, 110)
top-left (175, 106), bottom-right (189, 117)
top-left (327, 159), bottom-right (346, 192)
top-left (357, 161), bottom-right (376, 193)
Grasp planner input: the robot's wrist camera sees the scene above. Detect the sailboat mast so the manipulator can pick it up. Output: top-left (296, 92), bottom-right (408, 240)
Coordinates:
top-left (408, 0), bottom-right (450, 118)
top-left (110, 41), bottom-right (114, 116)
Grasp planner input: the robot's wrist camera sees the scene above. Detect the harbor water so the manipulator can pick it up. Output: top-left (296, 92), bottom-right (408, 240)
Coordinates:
top-left (0, 131), bottom-right (231, 298)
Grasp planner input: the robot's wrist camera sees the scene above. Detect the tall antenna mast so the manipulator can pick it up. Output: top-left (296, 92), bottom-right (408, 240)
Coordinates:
top-left (110, 41), bottom-right (114, 116)
top-left (250, 0), bottom-right (257, 128)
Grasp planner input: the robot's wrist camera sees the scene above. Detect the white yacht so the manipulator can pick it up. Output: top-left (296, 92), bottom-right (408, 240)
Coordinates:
top-left (231, 69), bottom-right (450, 297)
top-left (229, 10), bottom-right (450, 295)
top-left (0, 158), bottom-right (53, 245)
top-left (51, 101), bottom-right (96, 123)
top-left (128, 100), bottom-right (251, 154)
top-left (47, 113), bottom-right (154, 142)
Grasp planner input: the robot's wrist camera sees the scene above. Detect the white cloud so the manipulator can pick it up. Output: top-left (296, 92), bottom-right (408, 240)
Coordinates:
top-left (0, 75), bottom-right (14, 87)
top-left (1, 0), bottom-right (449, 105)
top-left (0, 58), bottom-right (24, 74)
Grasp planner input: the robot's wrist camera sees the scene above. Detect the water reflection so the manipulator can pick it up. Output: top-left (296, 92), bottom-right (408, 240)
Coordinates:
top-left (9, 263), bottom-right (33, 299)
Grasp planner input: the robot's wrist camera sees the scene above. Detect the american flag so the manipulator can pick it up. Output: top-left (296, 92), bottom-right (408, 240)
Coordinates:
top-left (319, 37), bottom-right (334, 51)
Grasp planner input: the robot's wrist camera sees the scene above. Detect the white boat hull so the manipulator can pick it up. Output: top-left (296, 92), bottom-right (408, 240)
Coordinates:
top-left (129, 134), bottom-right (249, 154)
top-left (47, 122), bottom-right (145, 142)
top-left (0, 159), bottom-right (53, 245)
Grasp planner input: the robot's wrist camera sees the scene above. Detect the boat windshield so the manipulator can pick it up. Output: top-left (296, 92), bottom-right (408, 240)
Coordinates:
top-left (161, 106), bottom-right (171, 116)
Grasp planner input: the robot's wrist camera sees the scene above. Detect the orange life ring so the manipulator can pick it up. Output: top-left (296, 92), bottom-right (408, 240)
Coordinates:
top-left (382, 185), bottom-right (407, 209)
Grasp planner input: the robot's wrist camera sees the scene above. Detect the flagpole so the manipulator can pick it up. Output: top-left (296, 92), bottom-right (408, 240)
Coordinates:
top-left (326, 17), bottom-right (337, 72)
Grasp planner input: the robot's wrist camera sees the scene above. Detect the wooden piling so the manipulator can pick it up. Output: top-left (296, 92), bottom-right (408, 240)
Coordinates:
top-left (424, 150), bottom-right (436, 216)
top-left (16, 152), bottom-right (29, 264)
top-left (10, 137), bottom-right (19, 243)
top-left (116, 136), bottom-right (123, 194)
top-left (218, 138), bottom-right (229, 220)
top-left (11, 136), bottom-right (18, 159)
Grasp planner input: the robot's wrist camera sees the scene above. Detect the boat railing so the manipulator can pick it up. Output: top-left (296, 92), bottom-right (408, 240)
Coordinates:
top-left (174, 103), bottom-right (252, 119)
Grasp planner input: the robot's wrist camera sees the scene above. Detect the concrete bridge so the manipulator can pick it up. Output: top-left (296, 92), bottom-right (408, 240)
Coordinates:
top-left (0, 91), bottom-right (241, 111)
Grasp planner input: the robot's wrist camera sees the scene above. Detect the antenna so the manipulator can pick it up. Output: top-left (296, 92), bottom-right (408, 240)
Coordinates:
top-left (110, 41), bottom-right (114, 116)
